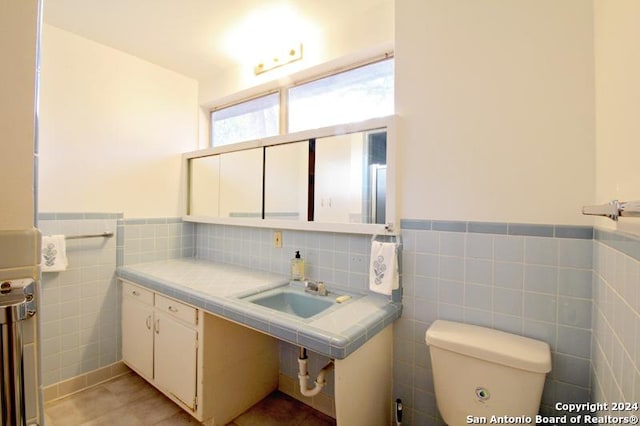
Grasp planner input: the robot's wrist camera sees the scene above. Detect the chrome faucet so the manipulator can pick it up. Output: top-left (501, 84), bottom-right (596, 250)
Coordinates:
top-left (304, 280), bottom-right (328, 296)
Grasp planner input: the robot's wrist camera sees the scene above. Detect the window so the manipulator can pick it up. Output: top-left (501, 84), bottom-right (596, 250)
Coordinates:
top-left (288, 59), bottom-right (394, 132)
top-left (209, 56), bottom-right (394, 146)
top-left (211, 92), bottom-right (279, 147)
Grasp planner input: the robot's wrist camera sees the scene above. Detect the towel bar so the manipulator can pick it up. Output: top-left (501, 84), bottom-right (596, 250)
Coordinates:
top-left (65, 232), bottom-right (114, 240)
top-left (582, 200), bottom-right (640, 221)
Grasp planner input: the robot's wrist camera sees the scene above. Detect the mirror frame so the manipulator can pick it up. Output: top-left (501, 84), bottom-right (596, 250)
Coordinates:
top-left (182, 115), bottom-right (397, 235)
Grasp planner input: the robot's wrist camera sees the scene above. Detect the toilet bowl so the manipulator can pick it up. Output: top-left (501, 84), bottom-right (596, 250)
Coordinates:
top-left (425, 320), bottom-right (551, 426)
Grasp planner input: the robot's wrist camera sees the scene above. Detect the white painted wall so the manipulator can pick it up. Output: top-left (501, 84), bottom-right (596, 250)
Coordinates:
top-left (0, 0), bottom-right (39, 230)
top-left (38, 25), bottom-right (198, 218)
top-left (198, 0), bottom-right (394, 106)
top-left (594, 0), bottom-right (640, 233)
top-left (395, 0), bottom-right (595, 225)
top-left (38, 1), bottom-right (607, 227)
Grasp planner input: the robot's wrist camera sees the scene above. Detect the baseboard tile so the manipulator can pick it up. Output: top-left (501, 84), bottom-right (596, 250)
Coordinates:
top-left (43, 362), bottom-right (131, 403)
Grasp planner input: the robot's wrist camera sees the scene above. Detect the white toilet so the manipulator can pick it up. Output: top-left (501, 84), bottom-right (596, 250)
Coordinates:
top-left (425, 320), bottom-right (551, 426)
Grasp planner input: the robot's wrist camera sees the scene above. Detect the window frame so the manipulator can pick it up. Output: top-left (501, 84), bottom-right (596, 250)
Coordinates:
top-left (209, 53), bottom-right (394, 147)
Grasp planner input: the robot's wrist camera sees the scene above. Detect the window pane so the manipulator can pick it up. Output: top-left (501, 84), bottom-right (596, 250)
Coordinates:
top-left (211, 93), bottom-right (279, 146)
top-left (288, 59), bottom-right (394, 133)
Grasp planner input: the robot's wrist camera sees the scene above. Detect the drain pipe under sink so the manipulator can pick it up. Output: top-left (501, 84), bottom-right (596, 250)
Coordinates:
top-left (298, 347), bottom-right (334, 397)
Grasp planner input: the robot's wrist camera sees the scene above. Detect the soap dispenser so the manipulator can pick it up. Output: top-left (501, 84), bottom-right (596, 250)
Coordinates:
top-left (291, 251), bottom-right (305, 281)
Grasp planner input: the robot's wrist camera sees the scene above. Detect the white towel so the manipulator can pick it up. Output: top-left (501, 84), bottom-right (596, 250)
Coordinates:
top-left (369, 241), bottom-right (399, 295)
top-left (41, 235), bottom-right (68, 272)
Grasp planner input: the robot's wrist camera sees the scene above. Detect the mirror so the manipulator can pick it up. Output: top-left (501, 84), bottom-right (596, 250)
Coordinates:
top-left (219, 148), bottom-right (263, 218)
top-left (189, 155), bottom-right (220, 217)
top-left (185, 117), bottom-right (394, 233)
top-left (189, 148), bottom-right (263, 218)
top-left (314, 129), bottom-right (387, 224)
top-left (264, 141), bottom-right (309, 221)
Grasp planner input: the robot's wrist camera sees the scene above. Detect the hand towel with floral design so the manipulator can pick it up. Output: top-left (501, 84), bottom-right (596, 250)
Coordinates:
top-left (369, 240), bottom-right (398, 295)
top-left (41, 235), bottom-right (68, 272)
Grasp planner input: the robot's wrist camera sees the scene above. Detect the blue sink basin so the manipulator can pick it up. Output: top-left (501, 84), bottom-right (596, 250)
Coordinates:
top-left (244, 287), bottom-right (335, 319)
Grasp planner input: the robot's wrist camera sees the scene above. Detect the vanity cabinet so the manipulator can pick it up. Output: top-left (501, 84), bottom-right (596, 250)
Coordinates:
top-left (120, 279), bottom-right (279, 425)
top-left (122, 282), bottom-right (198, 409)
top-left (121, 286), bottom-right (154, 379)
top-left (153, 295), bottom-right (198, 409)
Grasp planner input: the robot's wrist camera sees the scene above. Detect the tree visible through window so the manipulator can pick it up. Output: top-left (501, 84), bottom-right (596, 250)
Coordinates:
top-left (211, 92), bottom-right (279, 147)
top-left (210, 57), bottom-right (394, 147)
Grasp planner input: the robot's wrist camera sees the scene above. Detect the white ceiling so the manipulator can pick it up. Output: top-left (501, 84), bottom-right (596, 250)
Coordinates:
top-left (42, 0), bottom-right (382, 82)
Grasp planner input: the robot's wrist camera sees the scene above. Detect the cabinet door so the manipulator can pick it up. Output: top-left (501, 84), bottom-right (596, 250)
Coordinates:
top-left (154, 311), bottom-right (198, 410)
top-left (122, 296), bottom-right (154, 379)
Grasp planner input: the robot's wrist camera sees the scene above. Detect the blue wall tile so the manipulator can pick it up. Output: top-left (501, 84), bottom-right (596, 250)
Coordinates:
top-left (555, 226), bottom-right (594, 240)
top-left (524, 292), bottom-right (557, 322)
top-left (558, 239), bottom-right (593, 269)
top-left (509, 224), bottom-right (554, 237)
top-left (39, 215), bottom-right (119, 386)
top-left (438, 303), bottom-right (464, 322)
top-left (465, 283), bottom-right (492, 310)
top-left (557, 297), bottom-right (592, 329)
top-left (439, 232), bottom-right (465, 257)
top-left (395, 220), bottom-right (640, 421)
top-left (525, 237), bottom-right (558, 266)
top-left (438, 280), bottom-right (464, 305)
top-left (439, 257), bottom-right (464, 281)
top-left (465, 233), bottom-right (493, 259)
top-left (400, 219), bottom-right (432, 230)
top-left (557, 326), bottom-right (591, 358)
top-left (415, 231), bottom-right (439, 254)
top-left (494, 262), bottom-right (523, 289)
top-left (465, 258), bottom-right (492, 285)
top-left (524, 320), bottom-right (557, 350)
top-left (432, 221), bottom-right (466, 232)
top-left (558, 269), bottom-right (592, 299)
top-left (415, 254), bottom-right (438, 278)
top-left (468, 222), bottom-right (508, 235)
top-left (524, 264), bottom-right (558, 294)
top-left (553, 353), bottom-right (590, 387)
top-left (493, 288), bottom-right (523, 316)
top-left (464, 308), bottom-right (493, 328)
top-left (492, 313), bottom-right (523, 335)
top-left (494, 235), bottom-right (524, 262)
top-left (414, 276), bottom-right (438, 301)
top-left (44, 215), bottom-right (633, 423)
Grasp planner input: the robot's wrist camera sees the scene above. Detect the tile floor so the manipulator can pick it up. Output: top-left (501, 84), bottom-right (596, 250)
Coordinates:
top-left (45, 372), bottom-right (336, 426)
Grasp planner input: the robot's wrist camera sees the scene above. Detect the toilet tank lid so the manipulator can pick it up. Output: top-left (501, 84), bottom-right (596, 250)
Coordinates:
top-left (426, 320), bottom-right (551, 373)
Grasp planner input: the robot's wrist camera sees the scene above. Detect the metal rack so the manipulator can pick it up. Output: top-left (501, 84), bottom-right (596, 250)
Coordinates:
top-left (582, 200), bottom-right (640, 221)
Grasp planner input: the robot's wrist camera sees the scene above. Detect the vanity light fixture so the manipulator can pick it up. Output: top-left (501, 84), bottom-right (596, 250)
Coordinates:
top-left (254, 43), bottom-right (303, 75)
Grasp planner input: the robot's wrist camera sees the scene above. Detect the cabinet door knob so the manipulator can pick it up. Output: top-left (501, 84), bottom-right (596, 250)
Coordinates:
top-left (155, 319), bottom-right (160, 334)
top-left (132, 291), bottom-right (140, 296)
top-left (146, 315), bottom-right (152, 330)
top-left (168, 306), bottom-right (179, 313)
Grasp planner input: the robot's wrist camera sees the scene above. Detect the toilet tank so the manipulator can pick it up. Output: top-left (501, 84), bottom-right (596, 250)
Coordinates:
top-left (426, 320), bottom-right (551, 426)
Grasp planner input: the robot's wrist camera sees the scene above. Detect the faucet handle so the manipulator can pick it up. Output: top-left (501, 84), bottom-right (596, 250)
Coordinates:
top-left (317, 281), bottom-right (327, 296)
top-left (304, 280), bottom-right (318, 292)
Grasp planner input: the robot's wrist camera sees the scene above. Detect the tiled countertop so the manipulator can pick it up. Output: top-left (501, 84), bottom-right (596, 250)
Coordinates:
top-left (116, 258), bottom-right (402, 359)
